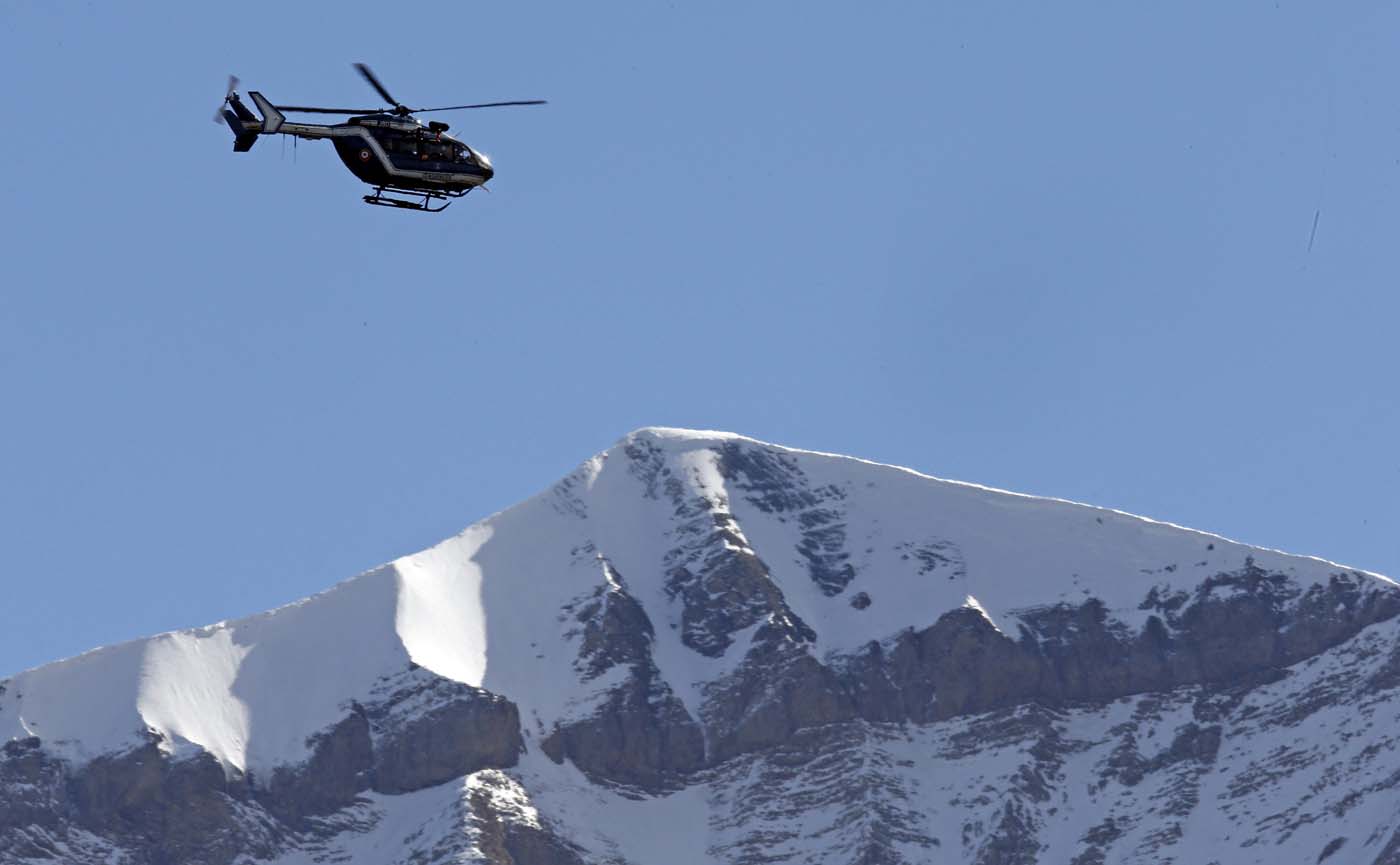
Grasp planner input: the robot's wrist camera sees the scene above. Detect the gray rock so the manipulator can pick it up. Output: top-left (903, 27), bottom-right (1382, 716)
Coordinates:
top-left (704, 637), bottom-right (854, 762)
top-left (260, 710), bottom-right (371, 825)
top-left (468, 785), bottom-right (586, 865)
top-left (0, 666), bottom-right (524, 864)
top-left (541, 663), bottom-right (704, 789)
top-left (368, 678), bottom-right (522, 795)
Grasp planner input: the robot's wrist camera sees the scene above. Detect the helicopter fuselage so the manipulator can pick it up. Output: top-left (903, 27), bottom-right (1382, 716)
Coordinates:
top-left (224, 93), bottom-right (493, 195)
top-left (329, 115), bottom-right (493, 193)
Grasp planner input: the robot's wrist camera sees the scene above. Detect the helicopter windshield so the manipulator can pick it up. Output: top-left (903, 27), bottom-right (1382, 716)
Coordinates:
top-left (445, 139), bottom-right (477, 166)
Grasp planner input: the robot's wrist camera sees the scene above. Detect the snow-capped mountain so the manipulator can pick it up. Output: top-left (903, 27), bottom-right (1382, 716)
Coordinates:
top-left (3, 428), bottom-right (1398, 865)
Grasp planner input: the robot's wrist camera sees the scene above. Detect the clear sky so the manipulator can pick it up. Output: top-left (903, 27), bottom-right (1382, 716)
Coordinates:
top-left (2, 1), bottom-right (1397, 677)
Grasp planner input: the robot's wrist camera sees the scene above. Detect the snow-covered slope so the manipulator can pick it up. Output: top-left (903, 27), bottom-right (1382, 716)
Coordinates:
top-left (3, 428), bottom-right (1398, 865)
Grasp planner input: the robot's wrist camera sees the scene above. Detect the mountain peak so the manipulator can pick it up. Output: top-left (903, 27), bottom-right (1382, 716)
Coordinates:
top-left (618, 425), bottom-right (753, 445)
top-left (4, 431), bottom-right (1398, 864)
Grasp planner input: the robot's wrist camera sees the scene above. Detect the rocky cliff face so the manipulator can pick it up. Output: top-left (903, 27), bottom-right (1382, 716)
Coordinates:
top-left (2, 429), bottom-right (1397, 864)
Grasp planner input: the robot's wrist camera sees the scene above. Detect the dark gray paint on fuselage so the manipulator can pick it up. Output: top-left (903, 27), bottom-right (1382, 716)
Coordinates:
top-left (331, 137), bottom-right (489, 192)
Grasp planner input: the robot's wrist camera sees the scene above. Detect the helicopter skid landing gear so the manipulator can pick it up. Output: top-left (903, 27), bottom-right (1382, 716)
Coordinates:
top-left (362, 185), bottom-right (470, 213)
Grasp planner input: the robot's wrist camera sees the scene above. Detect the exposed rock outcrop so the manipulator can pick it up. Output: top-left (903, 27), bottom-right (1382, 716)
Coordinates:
top-left (540, 663), bottom-right (704, 789)
top-left (0, 668), bottom-right (523, 865)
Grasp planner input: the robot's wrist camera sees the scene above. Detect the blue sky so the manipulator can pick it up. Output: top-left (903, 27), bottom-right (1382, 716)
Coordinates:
top-left (2, 1), bottom-right (1397, 676)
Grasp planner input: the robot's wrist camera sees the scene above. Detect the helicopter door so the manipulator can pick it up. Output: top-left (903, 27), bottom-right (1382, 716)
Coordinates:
top-left (419, 138), bottom-right (454, 166)
top-left (383, 133), bottom-right (419, 168)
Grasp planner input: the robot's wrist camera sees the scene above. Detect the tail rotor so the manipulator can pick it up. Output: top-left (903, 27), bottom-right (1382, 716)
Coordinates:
top-left (212, 74), bottom-right (240, 123)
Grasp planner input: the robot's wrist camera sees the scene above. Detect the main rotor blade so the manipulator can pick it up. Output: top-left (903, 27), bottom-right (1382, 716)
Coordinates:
top-left (413, 100), bottom-right (548, 112)
top-left (275, 105), bottom-right (387, 114)
top-left (353, 63), bottom-right (399, 107)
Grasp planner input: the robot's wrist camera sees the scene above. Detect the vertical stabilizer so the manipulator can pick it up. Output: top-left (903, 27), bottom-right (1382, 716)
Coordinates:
top-left (248, 92), bottom-right (285, 135)
top-left (223, 109), bottom-right (259, 152)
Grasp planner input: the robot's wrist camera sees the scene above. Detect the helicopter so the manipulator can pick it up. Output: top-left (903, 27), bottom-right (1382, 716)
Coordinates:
top-left (215, 64), bottom-right (544, 212)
